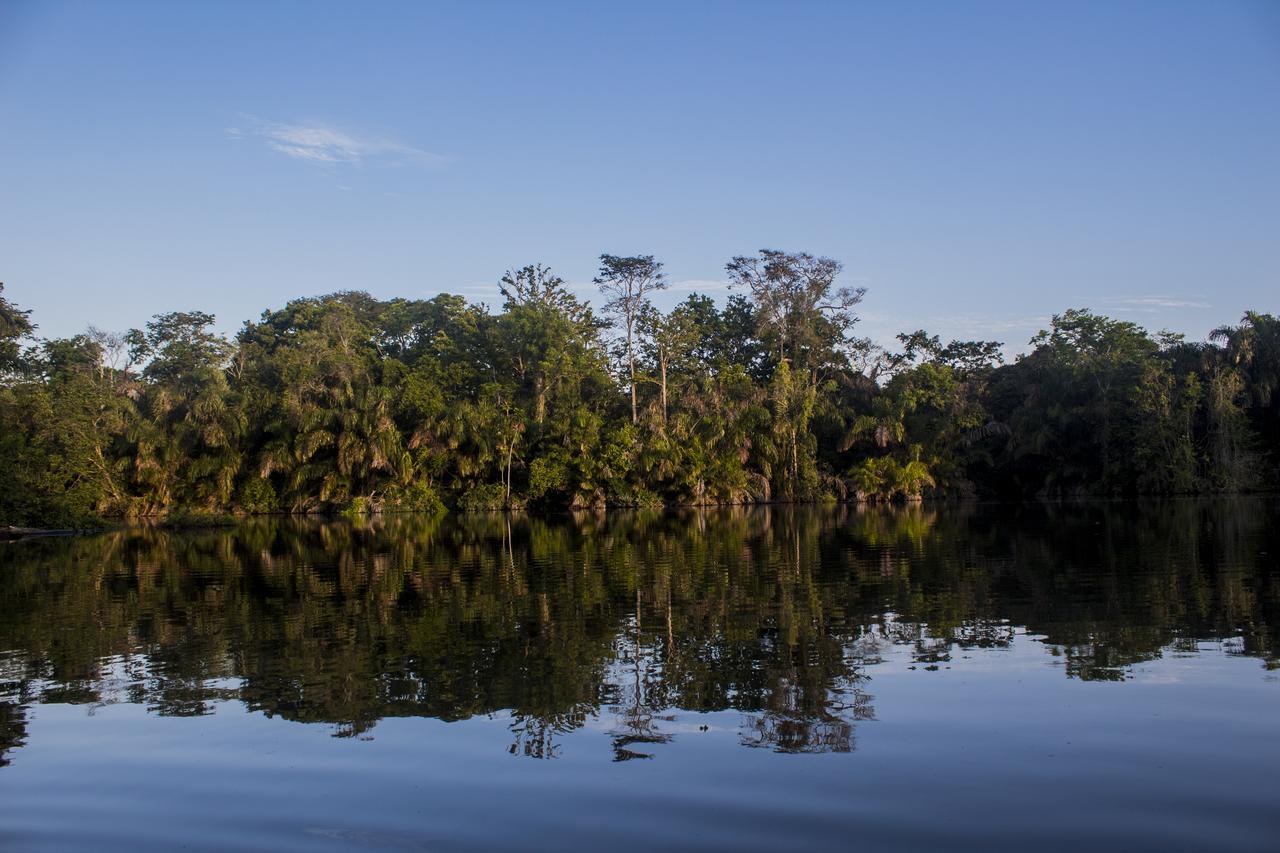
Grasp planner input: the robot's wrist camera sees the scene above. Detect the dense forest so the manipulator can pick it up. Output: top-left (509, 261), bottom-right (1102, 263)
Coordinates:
top-left (1, 250), bottom-right (1277, 525)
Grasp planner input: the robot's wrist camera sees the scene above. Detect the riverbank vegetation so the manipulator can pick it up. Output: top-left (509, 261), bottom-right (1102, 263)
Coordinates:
top-left (1, 250), bottom-right (1277, 525)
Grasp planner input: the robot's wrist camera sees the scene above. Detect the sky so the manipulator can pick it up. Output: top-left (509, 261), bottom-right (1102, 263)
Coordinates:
top-left (1, 0), bottom-right (1277, 354)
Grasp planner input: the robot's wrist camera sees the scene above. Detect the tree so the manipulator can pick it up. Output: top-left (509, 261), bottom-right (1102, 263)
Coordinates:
top-left (240, 294), bottom-right (402, 512)
top-left (1212, 312), bottom-right (1280, 474)
top-left (726, 250), bottom-right (864, 499)
top-left (637, 300), bottom-right (698, 425)
top-left (128, 312), bottom-right (242, 512)
top-left (0, 282), bottom-right (35, 379)
top-left (3, 259), bottom-right (1278, 526)
top-left (128, 311), bottom-right (232, 383)
top-left (725, 249), bottom-right (864, 381)
top-left (595, 255), bottom-right (667, 424)
top-left (498, 264), bottom-right (601, 428)
top-left (1019, 309), bottom-right (1159, 491)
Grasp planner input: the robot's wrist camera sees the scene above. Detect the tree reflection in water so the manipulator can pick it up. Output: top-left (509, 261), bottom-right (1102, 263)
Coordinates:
top-left (0, 499), bottom-right (1276, 766)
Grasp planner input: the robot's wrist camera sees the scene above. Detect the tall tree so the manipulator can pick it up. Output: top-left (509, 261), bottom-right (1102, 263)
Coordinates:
top-left (0, 282), bottom-right (35, 379)
top-left (637, 300), bottom-right (699, 425)
top-left (498, 264), bottom-right (599, 427)
top-left (725, 249), bottom-right (864, 382)
top-left (726, 250), bottom-right (864, 498)
top-left (595, 255), bottom-right (667, 424)
top-left (123, 311), bottom-right (240, 512)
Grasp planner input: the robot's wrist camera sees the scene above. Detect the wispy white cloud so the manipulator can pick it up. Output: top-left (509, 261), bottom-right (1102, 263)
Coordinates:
top-left (1102, 296), bottom-right (1211, 310)
top-left (936, 313), bottom-right (1052, 336)
top-left (227, 118), bottom-right (444, 168)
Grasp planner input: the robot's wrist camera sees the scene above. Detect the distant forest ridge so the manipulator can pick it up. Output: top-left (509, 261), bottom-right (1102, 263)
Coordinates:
top-left (1, 250), bottom-right (1277, 525)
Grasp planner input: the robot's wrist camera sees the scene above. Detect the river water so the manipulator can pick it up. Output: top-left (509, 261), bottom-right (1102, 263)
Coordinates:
top-left (1, 501), bottom-right (1277, 851)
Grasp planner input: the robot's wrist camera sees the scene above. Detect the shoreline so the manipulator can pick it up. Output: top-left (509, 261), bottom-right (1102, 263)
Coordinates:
top-left (4, 492), bottom-right (1276, 541)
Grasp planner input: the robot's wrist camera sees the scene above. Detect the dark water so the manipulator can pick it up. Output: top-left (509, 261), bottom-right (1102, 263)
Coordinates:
top-left (1, 501), bottom-right (1277, 851)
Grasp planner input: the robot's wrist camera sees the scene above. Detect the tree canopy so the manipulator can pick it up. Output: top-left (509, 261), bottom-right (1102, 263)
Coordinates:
top-left (0, 256), bottom-right (1276, 526)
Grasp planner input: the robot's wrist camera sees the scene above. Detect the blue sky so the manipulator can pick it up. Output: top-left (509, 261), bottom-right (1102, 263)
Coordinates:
top-left (1, 0), bottom-right (1277, 353)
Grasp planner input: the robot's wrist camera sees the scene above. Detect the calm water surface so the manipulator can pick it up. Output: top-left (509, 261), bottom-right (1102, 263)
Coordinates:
top-left (1, 501), bottom-right (1277, 851)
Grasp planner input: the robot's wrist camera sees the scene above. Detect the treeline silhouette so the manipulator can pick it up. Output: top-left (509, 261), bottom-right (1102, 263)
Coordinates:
top-left (1, 501), bottom-right (1275, 764)
top-left (0, 250), bottom-right (1277, 524)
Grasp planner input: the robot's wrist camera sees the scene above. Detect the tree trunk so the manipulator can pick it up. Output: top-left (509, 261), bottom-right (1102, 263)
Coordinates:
top-left (627, 323), bottom-right (637, 425)
top-left (659, 348), bottom-right (668, 425)
top-left (503, 442), bottom-right (513, 505)
top-left (791, 426), bottom-right (799, 497)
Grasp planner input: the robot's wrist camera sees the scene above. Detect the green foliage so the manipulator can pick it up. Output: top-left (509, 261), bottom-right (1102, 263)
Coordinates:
top-left (383, 481), bottom-right (445, 514)
top-left (0, 282), bottom-right (35, 378)
top-left (850, 455), bottom-right (935, 502)
top-left (458, 483), bottom-right (509, 512)
top-left (236, 478), bottom-right (278, 514)
top-left (342, 496), bottom-right (371, 517)
top-left (1, 260), bottom-right (1277, 527)
top-left (606, 487), bottom-right (664, 508)
top-left (526, 454), bottom-right (571, 504)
